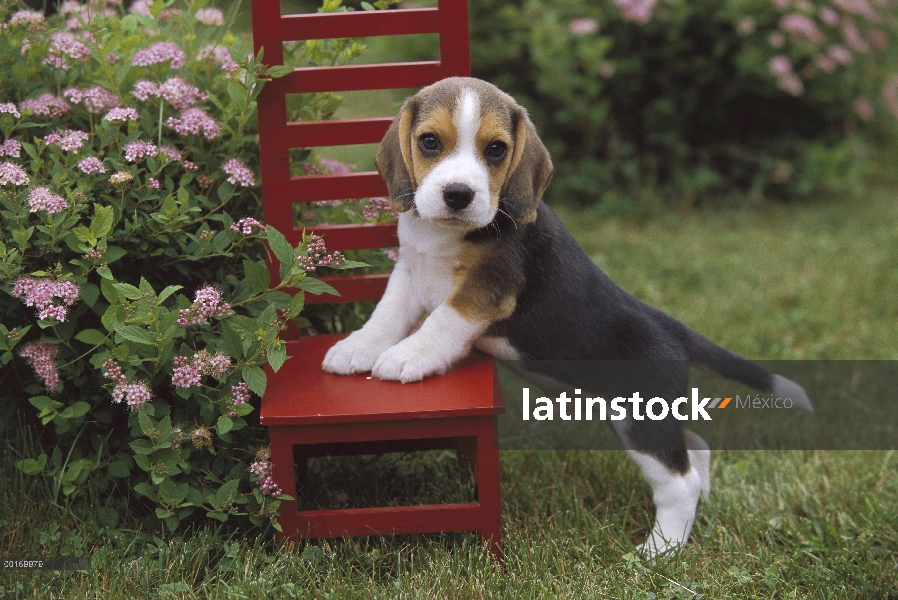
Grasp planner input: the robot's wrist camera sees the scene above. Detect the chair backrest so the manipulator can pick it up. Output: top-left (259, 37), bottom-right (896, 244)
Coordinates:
top-left (251, 0), bottom-right (471, 305)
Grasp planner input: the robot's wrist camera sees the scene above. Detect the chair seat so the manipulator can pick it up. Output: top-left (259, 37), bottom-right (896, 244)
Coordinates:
top-left (261, 334), bottom-right (504, 426)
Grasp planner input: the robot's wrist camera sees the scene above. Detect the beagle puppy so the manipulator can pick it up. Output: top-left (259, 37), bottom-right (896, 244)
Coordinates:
top-left (321, 77), bottom-right (812, 556)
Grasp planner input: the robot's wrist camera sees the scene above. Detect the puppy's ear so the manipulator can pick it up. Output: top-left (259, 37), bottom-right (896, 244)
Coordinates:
top-left (375, 97), bottom-right (417, 213)
top-left (502, 107), bottom-right (553, 224)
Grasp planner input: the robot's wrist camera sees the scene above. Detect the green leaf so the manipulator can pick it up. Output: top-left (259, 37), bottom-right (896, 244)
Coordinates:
top-left (91, 206), bottom-right (114, 239)
top-left (129, 439), bottom-right (155, 455)
top-left (242, 366), bottom-right (267, 397)
top-left (220, 322), bottom-right (244, 359)
top-left (101, 304), bottom-right (121, 332)
top-left (332, 260), bottom-right (370, 270)
top-left (266, 227), bottom-right (295, 269)
top-left (267, 342), bottom-right (288, 373)
top-left (73, 226), bottom-right (95, 244)
top-left (299, 277), bottom-right (340, 297)
top-left (216, 415), bottom-right (233, 435)
top-left (80, 283), bottom-right (100, 308)
top-left (115, 325), bottom-right (156, 346)
top-left (17, 458), bottom-right (44, 475)
top-left (243, 260), bottom-right (271, 294)
top-left (361, 1), bottom-right (375, 10)
top-left (206, 511), bottom-right (228, 522)
top-left (138, 411), bottom-right (154, 436)
top-left (74, 328), bottom-right (108, 346)
top-left (29, 396), bottom-right (63, 411)
top-left (216, 479), bottom-right (240, 503)
top-left (266, 65), bottom-right (293, 78)
top-left (286, 292), bottom-right (305, 318)
top-left (104, 246), bottom-right (128, 264)
top-left (133, 481), bottom-right (157, 500)
top-left (67, 402), bottom-right (91, 418)
top-left (108, 459), bottom-right (131, 478)
top-left (97, 266), bottom-right (113, 280)
top-left (157, 285), bottom-right (183, 304)
top-left (113, 283), bottom-right (143, 300)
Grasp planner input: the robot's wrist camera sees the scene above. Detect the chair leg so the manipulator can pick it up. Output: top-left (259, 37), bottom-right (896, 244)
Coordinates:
top-left (269, 428), bottom-right (298, 539)
top-left (476, 421), bottom-right (502, 561)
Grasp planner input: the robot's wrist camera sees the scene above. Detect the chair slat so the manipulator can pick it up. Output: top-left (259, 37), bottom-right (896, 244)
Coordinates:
top-left (269, 62), bottom-right (444, 94)
top-left (279, 8), bottom-right (441, 41)
top-left (305, 274), bottom-right (391, 304)
top-left (284, 117), bottom-right (393, 148)
top-left (284, 223), bottom-right (399, 252)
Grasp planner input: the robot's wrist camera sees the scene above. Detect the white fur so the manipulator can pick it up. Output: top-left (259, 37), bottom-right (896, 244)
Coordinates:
top-left (629, 451), bottom-right (704, 558)
top-left (772, 374), bottom-right (814, 412)
top-left (413, 88), bottom-right (495, 228)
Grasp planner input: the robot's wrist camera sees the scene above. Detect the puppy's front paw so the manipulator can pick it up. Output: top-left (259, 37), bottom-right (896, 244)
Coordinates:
top-left (322, 332), bottom-right (388, 375)
top-left (371, 338), bottom-right (451, 383)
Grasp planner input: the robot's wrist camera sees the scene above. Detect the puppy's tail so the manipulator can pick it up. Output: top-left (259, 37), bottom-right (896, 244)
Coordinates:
top-left (685, 331), bottom-right (814, 412)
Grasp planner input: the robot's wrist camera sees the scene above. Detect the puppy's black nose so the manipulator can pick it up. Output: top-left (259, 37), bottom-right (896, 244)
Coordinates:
top-left (443, 183), bottom-right (474, 211)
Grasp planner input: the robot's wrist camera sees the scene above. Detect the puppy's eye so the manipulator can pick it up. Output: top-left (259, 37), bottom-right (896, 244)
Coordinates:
top-left (486, 141), bottom-right (507, 161)
top-left (418, 134), bottom-right (440, 153)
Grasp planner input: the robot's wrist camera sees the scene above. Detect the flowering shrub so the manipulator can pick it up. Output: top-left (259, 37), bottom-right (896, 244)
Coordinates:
top-left (469, 0), bottom-right (898, 205)
top-left (0, 0), bottom-right (368, 532)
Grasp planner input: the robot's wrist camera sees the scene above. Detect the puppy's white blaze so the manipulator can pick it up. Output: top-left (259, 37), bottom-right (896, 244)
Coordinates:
top-left (772, 374), bottom-right (814, 412)
top-left (414, 88), bottom-right (493, 228)
top-left (629, 451), bottom-right (703, 558)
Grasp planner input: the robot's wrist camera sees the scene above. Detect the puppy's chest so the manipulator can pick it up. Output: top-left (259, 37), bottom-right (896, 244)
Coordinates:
top-left (397, 214), bottom-right (465, 312)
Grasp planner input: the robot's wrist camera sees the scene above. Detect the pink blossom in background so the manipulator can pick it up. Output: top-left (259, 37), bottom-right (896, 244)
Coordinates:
top-left (123, 141), bottom-right (158, 162)
top-left (614, 0), bottom-right (658, 24)
top-left (12, 276), bottom-right (80, 321)
top-left (815, 54), bottom-right (837, 73)
top-left (111, 381), bottom-right (152, 410)
top-left (129, 0), bottom-right (152, 17)
top-left (103, 107), bottom-right (139, 122)
top-left (64, 86), bottom-right (121, 113)
top-left (384, 249), bottom-right (399, 262)
top-left (167, 108), bottom-right (221, 139)
top-left (771, 0), bottom-right (791, 10)
top-left (598, 60), bottom-right (616, 78)
top-left (107, 52), bottom-right (120, 63)
top-left (819, 7), bottom-right (841, 27)
top-left (18, 342), bottom-right (60, 390)
top-left (828, 44), bottom-right (854, 65)
top-left (49, 129), bottom-right (91, 153)
top-left (27, 187), bottom-right (67, 214)
top-left (158, 77), bottom-right (207, 110)
top-left (869, 28), bottom-right (888, 50)
top-left (780, 13), bottom-right (825, 44)
top-left (47, 31), bottom-right (91, 68)
top-left (229, 382), bottom-right (252, 416)
top-left (171, 350), bottom-right (232, 388)
top-left (148, 177), bottom-right (160, 189)
top-left (881, 75), bottom-right (898, 120)
top-left (0, 139), bottom-right (22, 158)
top-left (854, 96), bottom-right (875, 120)
top-left (0, 103), bottom-right (21, 118)
top-left (362, 197), bottom-right (398, 221)
top-left (132, 80), bottom-right (160, 102)
top-left (318, 158), bottom-right (354, 175)
top-left (9, 10), bottom-right (45, 26)
top-left (195, 7), bottom-right (224, 26)
top-left (778, 72), bottom-right (805, 96)
top-left (19, 93), bottom-right (70, 118)
top-left (831, 0), bottom-right (878, 22)
top-left (132, 42), bottom-right (185, 69)
top-left (569, 18), bottom-right (598, 36)
top-left (768, 31), bottom-right (787, 48)
top-left (0, 162), bottom-right (29, 186)
top-left (769, 55), bottom-right (793, 77)
top-left (736, 16), bottom-right (756, 36)
top-left (222, 158), bottom-right (255, 187)
top-left (197, 45), bottom-right (240, 75)
top-left (230, 217), bottom-right (267, 234)
top-left (172, 355), bottom-right (202, 388)
top-left (159, 146), bottom-right (183, 162)
top-left (841, 19), bottom-right (870, 51)
top-left (178, 285), bottom-right (233, 327)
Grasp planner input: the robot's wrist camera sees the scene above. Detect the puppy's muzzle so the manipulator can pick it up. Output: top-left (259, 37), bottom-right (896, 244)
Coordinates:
top-left (442, 183), bottom-right (474, 211)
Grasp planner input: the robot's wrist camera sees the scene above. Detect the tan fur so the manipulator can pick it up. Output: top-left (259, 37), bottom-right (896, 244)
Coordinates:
top-left (448, 244), bottom-right (518, 323)
top-left (410, 104), bottom-right (458, 191)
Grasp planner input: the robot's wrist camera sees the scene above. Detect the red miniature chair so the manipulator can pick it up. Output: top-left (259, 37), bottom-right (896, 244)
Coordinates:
top-left (250, 0), bottom-right (504, 558)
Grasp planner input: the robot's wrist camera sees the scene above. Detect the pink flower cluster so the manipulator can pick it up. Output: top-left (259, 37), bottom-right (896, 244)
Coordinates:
top-left (123, 141), bottom-right (158, 162)
top-left (0, 102), bottom-right (21, 118)
top-left (44, 129), bottom-right (90, 153)
top-left (132, 42), bottom-right (185, 69)
top-left (158, 77), bottom-right (207, 110)
top-left (195, 8), bottom-right (224, 26)
top-left (318, 158), bottom-right (354, 175)
top-left (178, 285), bottom-right (233, 327)
top-left (362, 197), bottom-right (398, 222)
top-left (103, 359), bottom-right (152, 410)
top-left (222, 158), bottom-right (255, 187)
top-left (0, 139), bottom-right (22, 158)
top-left (19, 94), bottom-right (70, 119)
top-left (248, 447), bottom-right (281, 497)
top-left (0, 162), bottom-right (29, 186)
top-left (45, 31), bottom-right (91, 70)
top-left (27, 187), bottom-right (67, 214)
top-left (78, 156), bottom-right (106, 174)
top-left (10, 10), bottom-right (45, 26)
top-left (614, 0), bottom-right (658, 24)
top-left (296, 234), bottom-right (345, 272)
top-left (12, 276), bottom-right (80, 321)
top-left (230, 216), bottom-right (267, 235)
top-left (229, 382), bottom-right (252, 417)
top-left (569, 18), bottom-right (598, 36)
top-left (198, 45), bottom-right (240, 75)
top-left (166, 108), bottom-right (220, 139)
top-left (768, 55), bottom-right (804, 96)
top-left (159, 146), bottom-right (183, 162)
top-left (171, 350), bottom-right (231, 388)
top-left (63, 86), bottom-right (121, 114)
top-left (19, 342), bottom-right (60, 391)
top-left (103, 107), bottom-right (139, 123)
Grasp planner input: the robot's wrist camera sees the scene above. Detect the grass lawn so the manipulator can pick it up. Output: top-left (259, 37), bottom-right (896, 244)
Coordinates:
top-left (2, 185), bottom-right (897, 598)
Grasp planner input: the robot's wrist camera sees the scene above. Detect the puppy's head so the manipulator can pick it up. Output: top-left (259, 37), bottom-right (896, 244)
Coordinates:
top-left (375, 77), bottom-right (553, 229)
